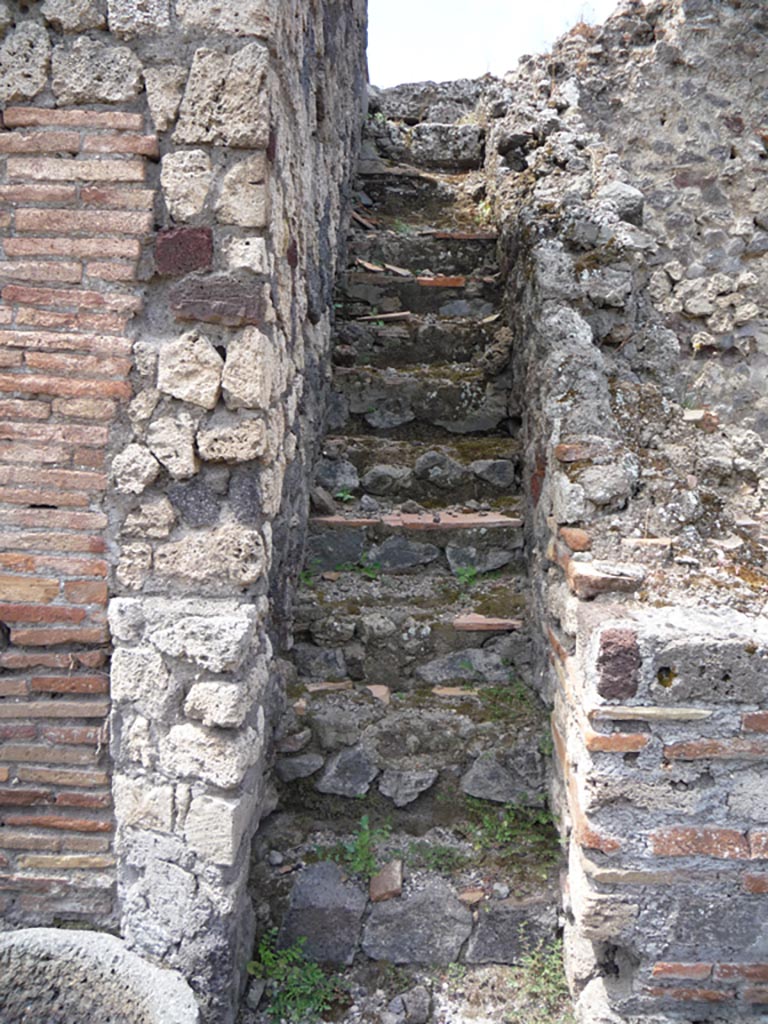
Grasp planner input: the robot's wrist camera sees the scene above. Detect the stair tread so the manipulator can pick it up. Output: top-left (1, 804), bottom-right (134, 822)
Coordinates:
top-left (452, 613), bottom-right (523, 631)
top-left (310, 510), bottom-right (522, 530)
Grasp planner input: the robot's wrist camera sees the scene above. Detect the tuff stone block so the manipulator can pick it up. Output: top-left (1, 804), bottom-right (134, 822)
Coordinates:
top-left (155, 228), bottom-right (213, 277)
top-left (0, 24), bottom-right (51, 104)
top-left (157, 329), bottom-right (223, 410)
top-left (51, 37), bottom-right (143, 105)
top-left (160, 150), bottom-right (213, 222)
top-left (596, 627), bottom-right (641, 700)
top-left (169, 274), bottom-right (271, 327)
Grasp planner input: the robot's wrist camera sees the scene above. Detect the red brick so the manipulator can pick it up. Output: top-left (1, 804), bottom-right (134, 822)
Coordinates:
top-left (55, 791), bottom-right (111, 809)
top-left (16, 208), bottom-right (153, 237)
top-left (714, 965), bottom-right (768, 982)
top-left (744, 874), bottom-right (768, 894)
top-left (0, 725), bottom-right (37, 741)
top-left (653, 963), bottom-right (713, 980)
top-left (0, 788), bottom-right (50, 806)
top-left (559, 526), bottom-right (592, 551)
top-left (86, 261), bottom-right (137, 282)
top-left (73, 447), bottom-right (106, 470)
top-left (3, 283), bottom-right (142, 314)
top-left (664, 738), bottom-right (768, 760)
top-left (30, 675), bottom-right (108, 695)
top-left (0, 372), bottom-right (131, 400)
top-left (745, 987), bottom-right (768, 1004)
top-left (0, 184), bottom-right (77, 204)
top-left (0, 464), bottom-right (106, 491)
top-left (14, 307), bottom-right (130, 334)
top-left (63, 581), bottom-right (108, 605)
top-left (646, 987), bottom-right (732, 1002)
top-left (743, 713), bottom-right (768, 734)
top-left (0, 349), bottom-right (23, 367)
top-left (0, 399), bottom-right (50, 420)
top-left (42, 725), bottom-right (104, 745)
top-left (25, 351), bottom-right (131, 378)
top-left (5, 236), bottom-right (141, 259)
top-left (0, 440), bottom-right (72, 463)
top-left (554, 440), bottom-right (616, 462)
top-left (156, 227), bottom-right (213, 276)
top-left (7, 157), bottom-right (145, 183)
top-left (4, 108), bottom-right (145, 131)
top-left (2, 508), bottom-right (108, 531)
top-left (0, 530), bottom-right (105, 553)
top-left (0, 698), bottom-right (109, 719)
top-left (2, 814), bottom-right (113, 833)
top-left (584, 730), bottom-right (650, 753)
top-left (0, 261), bottom-right (82, 283)
top-left (50, 400), bottom-right (116, 425)
top-left (81, 186), bottom-right (155, 210)
top-left (0, 329), bottom-right (132, 357)
top-left (0, 421), bottom-right (108, 446)
top-left (750, 832), bottom-right (768, 859)
top-left (0, 131), bottom-right (80, 154)
top-left (17, 767), bottom-right (109, 787)
top-left (10, 626), bottom-right (109, 647)
top-left (651, 827), bottom-right (750, 860)
top-left (0, 487), bottom-right (91, 508)
top-left (0, 768), bottom-right (9, 781)
top-left (0, 604), bottom-right (87, 625)
top-left (0, 744), bottom-right (100, 767)
top-left (0, 652), bottom-right (100, 671)
top-left (0, 680), bottom-right (28, 696)
top-left (0, 875), bottom-right (58, 891)
top-left (0, 211), bottom-right (10, 229)
top-left (0, 574), bottom-right (60, 602)
top-left (82, 133), bottom-right (159, 157)
top-left (416, 275), bottom-right (466, 287)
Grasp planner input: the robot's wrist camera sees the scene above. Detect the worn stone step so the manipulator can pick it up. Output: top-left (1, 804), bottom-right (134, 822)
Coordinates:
top-left (336, 271), bottom-right (499, 318)
top-left (348, 228), bottom-right (498, 277)
top-left (316, 435), bottom-right (521, 503)
top-left (361, 121), bottom-right (485, 170)
top-left (292, 572), bottom-right (529, 687)
top-left (331, 363), bottom-right (513, 434)
top-left (333, 315), bottom-right (491, 368)
top-left (353, 167), bottom-right (485, 230)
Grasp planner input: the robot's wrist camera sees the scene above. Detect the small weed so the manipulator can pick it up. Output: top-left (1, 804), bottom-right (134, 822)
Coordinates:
top-left (462, 799), bottom-right (561, 879)
top-left (334, 487), bottom-right (355, 503)
top-left (455, 564), bottom-right (479, 588)
top-left (356, 553), bottom-right (382, 581)
top-left (318, 815), bottom-right (391, 880)
top-left (512, 936), bottom-right (574, 1024)
top-left (247, 929), bottom-right (337, 1023)
top-left (539, 732), bottom-right (555, 757)
top-left (407, 841), bottom-right (469, 873)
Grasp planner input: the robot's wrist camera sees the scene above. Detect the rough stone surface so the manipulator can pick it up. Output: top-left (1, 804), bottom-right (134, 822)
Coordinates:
top-left (460, 750), bottom-right (544, 806)
top-left (156, 228), bottom-right (213, 277)
top-left (464, 900), bottom-right (557, 964)
top-left (216, 155), bottom-right (268, 228)
top-left (144, 65), bottom-right (188, 132)
top-left (378, 769), bottom-right (438, 807)
top-left (154, 524), bottom-right (267, 587)
top-left (107, 0), bottom-right (170, 37)
top-left (159, 722), bottom-right (261, 789)
top-left (141, 600), bottom-right (258, 673)
top-left (51, 36), bottom-right (143, 104)
top-left (161, 151), bottom-right (213, 222)
top-left (197, 419), bottom-right (267, 463)
top-left (110, 646), bottom-right (178, 719)
top-left (112, 444), bottom-right (161, 495)
top-left (315, 745), bottom-right (378, 797)
top-left (147, 411), bottom-right (199, 481)
top-left (176, 0), bottom-right (276, 38)
top-left (184, 682), bottom-right (247, 729)
top-left (275, 753), bottom-right (325, 782)
top-left (42, 0), bottom-right (106, 31)
top-left (157, 330), bottom-right (223, 410)
top-left (363, 881), bottom-right (473, 964)
top-left (279, 863), bottom-right (367, 966)
top-left (0, 23), bottom-right (51, 103)
top-left (169, 274), bottom-right (271, 327)
top-left (184, 792), bottom-right (255, 866)
top-left (221, 328), bottom-right (277, 410)
top-left (113, 776), bottom-right (174, 832)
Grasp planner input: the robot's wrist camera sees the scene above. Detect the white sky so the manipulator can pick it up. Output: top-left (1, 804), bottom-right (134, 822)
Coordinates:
top-left (368, 0), bottom-right (620, 87)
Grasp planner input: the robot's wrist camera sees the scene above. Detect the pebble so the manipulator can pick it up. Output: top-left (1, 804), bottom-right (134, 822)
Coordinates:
top-left (492, 882), bottom-right (510, 899)
top-left (267, 850), bottom-right (284, 866)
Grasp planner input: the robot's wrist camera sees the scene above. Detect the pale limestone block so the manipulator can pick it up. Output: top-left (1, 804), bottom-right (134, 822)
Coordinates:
top-left (42, 0), bottom-right (106, 31)
top-left (147, 410), bottom-right (199, 480)
top-left (0, 3), bottom-right (11, 35)
top-left (128, 388), bottom-right (160, 434)
top-left (185, 792), bottom-right (256, 866)
top-left (107, 0), bottom-right (170, 37)
top-left (107, 597), bottom-right (147, 645)
top-left (154, 525), bottom-right (266, 587)
top-left (223, 237), bottom-right (268, 274)
top-left (197, 419), bottom-right (267, 463)
top-left (0, 23), bottom-right (51, 103)
top-left (157, 329), bottom-right (223, 410)
top-left (159, 722), bottom-right (260, 789)
top-left (222, 327), bottom-right (275, 411)
top-left (176, 0), bottom-right (276, 37)
top-left (132, 342), bottom-right (157, 379)
top-left (144, 65), bottom-right (188, 132)
top-left (113, 775), bottom-right (174, 832)
top-left (116, 542), bottom-right (153, 591)
top-left (184, 682), bottom-right (248, 729)
top-left (215, 155), bottom-right (268, 228)
top-left (145, 600), bottom-right (258, 673)
top-left (51, 37), bottom-right (143, 105)
top-left (111, 646), bottom-right (178, 720)
top-left (258, 459), bottom-right (285, 517)
top-left (123, 715), bottom-right (154, 769)
top-left (111, 443), bottom-right (160, 495)
top-left (122, 496), bottom-right (177, 539)
top-left (160, 150), bottom-right (213, 222)
top-left (174, 44), bottom-right (270, 148)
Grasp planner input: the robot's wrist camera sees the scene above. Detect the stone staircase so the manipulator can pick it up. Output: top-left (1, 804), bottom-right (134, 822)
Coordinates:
top-left (247, 94), bottom-right (564, 1020)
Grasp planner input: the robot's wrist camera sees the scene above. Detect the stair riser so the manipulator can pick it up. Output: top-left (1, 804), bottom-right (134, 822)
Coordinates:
top-left (334, 319), bottom-right (487, 367)
top-left (337, 274), bottom-right (500, 318)
top-left (350, 234), bottom-right (497, 276)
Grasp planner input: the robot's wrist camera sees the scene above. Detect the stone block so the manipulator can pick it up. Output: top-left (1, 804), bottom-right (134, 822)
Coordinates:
top-left (224, 237), bottom-right (269, 274)
top-left (145, 600), bottom-right (258, 673)
top-left (113, 775), bottom-right (174, 832)
top-left (156, 228), bottom-right (213, 277)
top-left (170, 274), bottom-right (271, 327)
top-left (275, 754), bottom-right (324, 782)
top-left (378, 769), bottom-right (438, 807)
top-left (51, 37), bottom-right (143, 105)
top-left (215, 155), bottom-right (268, 228)
top-left (42, 0), bottom-right (106, 31)
top-left (0, 23), bottom-right (51, 104)
top-left (111, 443), bottom-right (160, 495)
top-left (174, 44), bottom-right (270, 149)
top-left (157, 329), bottom-right (223, 410)
top-left (184, 681), bottom-right (248, 729)
top-left (116, 542), bottom-right (153, 590)
top-left (107, 0), bottom-right (170, 37)
top-left (154, 524), bottom-right (267, 587)
top-left (197, 418), bottom-right (267, 463)
top-left (460, 749), bottom-right (544, 806)
top-left (222, 327), bottom-right (278, 410)
top-left (159, 722), bottom-right (260, 789)
top-left (176, 0), bottom-right (276, 37)
top-left (464, 900), bottom-right (557, 964)
top-left (111, 645), bottom-right (179, 720)
top-left (185, 792), bottom-right (255, 866)
top-left (147, 410), bottom-right (199, 481)
top-left (122, 496), bottom-right (177, 539)
top-left (279, 862), bottom-right (367, 966)
top-left (363, 880), bottom-right (472, 965)
top-left (596, 627), bottom-right (641, 701)
top-left (144, 65), bottom-right (187, 132)
top-left (161, 150), bottom-right (213, 222)
top-left (168, 476), bottom-right (224, 527)
top-left (596, 181), bottom-right (644, 227)
top-left (315, 745), bottom-right (378, 797)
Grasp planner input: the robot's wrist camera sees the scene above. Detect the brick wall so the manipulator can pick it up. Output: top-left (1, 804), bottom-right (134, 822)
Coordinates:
top-left (0, 106), bottom-right (154, 925)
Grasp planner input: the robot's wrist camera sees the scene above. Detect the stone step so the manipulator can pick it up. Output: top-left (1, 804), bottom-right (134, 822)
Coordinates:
top-left (348, 228), bottom-right (498, 277)
top-left (316, 435), bottom-right (521, 503)
top-left (292, 572), bottom-right (529, 688)
top-left (360, 120), bottom-right (485, 170)
top-left (354, 166), bottom-right (484, 230)
top-left (305, 509), bottom-right (524, 578)
top-left (330, 363), bottom-right (513, 434)
top-left (333, 314), bottom-right (491, 368)
top-left (336, 271), bottom-right (499, 319)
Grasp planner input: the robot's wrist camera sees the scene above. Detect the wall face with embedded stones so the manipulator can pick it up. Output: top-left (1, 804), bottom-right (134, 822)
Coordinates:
top-left (482, 1), bottom-right (768, 1020)
top-left (0, 1), bottom-right (367, 1021)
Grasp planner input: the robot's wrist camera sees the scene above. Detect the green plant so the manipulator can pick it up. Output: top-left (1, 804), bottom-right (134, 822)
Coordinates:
top-left (513, 936), bottom-right (574, 1024)
top-left (299, 569), bottom-right (316, 588)
top-left (320, 815), bottom-right (391, 880)
top-left (407, 841), bottom-right (469, 873)
top-left (246, 929), bottom-right (336, 1023)
top-left (455, 564), bottom-right (479, 588)
top-left (462, 799), bottom-right (561, 879)
top-left (335, 554), bottom-right (382, 581)
top-left (334, 487), bottom-right (355, 503)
